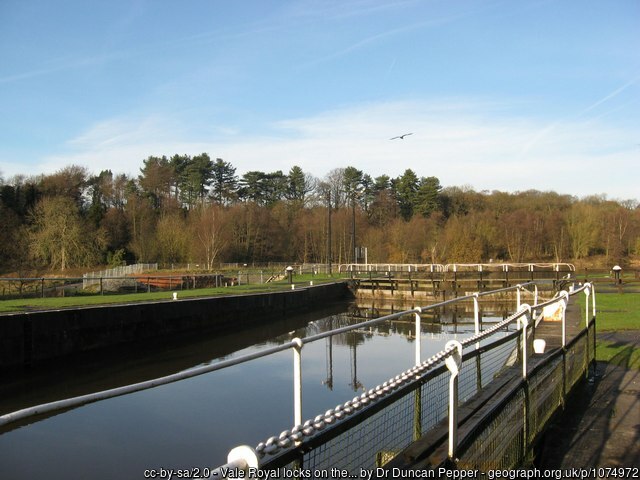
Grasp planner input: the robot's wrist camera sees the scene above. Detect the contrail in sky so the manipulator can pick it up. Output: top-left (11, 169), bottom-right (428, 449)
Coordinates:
top-left (521, 73), bottom-right (640, 156)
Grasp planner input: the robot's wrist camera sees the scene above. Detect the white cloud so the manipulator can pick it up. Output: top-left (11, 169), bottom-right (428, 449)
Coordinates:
top-left (22, 99), bottom-right (639, 201)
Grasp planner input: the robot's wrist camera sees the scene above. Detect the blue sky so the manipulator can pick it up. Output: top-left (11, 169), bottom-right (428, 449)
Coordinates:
top-left (1, 0), bottom-right (639, 200)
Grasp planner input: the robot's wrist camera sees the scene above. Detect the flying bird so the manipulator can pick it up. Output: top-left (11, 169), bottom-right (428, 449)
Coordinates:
top-left (390, 133), bottom-right (413, 140)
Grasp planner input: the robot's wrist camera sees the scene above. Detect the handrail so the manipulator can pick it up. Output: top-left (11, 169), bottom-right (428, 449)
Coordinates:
top-left (443, 262), bottom-right (576, 272)
top-left (249, 281), bottom-right (593, 467)
top-left (0, 283), bottom-right (535, 429)
top-left (338, 263), bottom-right (445, 273)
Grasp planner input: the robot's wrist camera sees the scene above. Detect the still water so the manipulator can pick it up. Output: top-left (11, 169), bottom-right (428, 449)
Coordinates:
top-left (0, 302), bottom-right (510, 479)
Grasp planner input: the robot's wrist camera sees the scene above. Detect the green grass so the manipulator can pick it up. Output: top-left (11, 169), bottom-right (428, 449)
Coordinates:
top-left (0, 274), bottom-right (347, 314)
top-left (596, 340), bottom-right (640, 370)
top-left (594, 292), bottom-right (640, 331)
top-left (590, 291), bottom-right (640, 369)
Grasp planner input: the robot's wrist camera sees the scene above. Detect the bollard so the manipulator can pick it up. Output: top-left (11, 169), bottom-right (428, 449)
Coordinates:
top-left (533, 339), bottom-right (546, 354)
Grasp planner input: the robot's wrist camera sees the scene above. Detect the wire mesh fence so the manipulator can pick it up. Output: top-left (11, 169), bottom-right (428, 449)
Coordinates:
top-left (457, 320), bottom-right (594, 470)
top-left (260, 326), bottom-right (523, 472)
top-left (244, 285), bottom-right (595, 476)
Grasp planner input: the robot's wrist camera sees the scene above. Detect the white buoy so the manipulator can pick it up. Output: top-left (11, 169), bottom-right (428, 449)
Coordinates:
top-left (533, 339), bottom-right (546, 354)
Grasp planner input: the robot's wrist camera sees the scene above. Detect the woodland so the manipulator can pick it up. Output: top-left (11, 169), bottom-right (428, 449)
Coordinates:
top-left (0, 153), bottom-right (638, 274)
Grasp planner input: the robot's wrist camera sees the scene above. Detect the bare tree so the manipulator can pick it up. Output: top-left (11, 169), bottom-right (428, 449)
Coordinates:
top-left (28, 196), bottom-right (104, 270)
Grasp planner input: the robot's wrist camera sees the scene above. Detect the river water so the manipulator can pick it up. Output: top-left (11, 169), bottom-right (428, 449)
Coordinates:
top-left (0, 301), bottom-right (512, 479)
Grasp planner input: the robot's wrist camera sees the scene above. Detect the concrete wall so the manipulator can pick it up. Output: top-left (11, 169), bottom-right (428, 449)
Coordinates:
top-left (0, 282), bottom-right (353, 370)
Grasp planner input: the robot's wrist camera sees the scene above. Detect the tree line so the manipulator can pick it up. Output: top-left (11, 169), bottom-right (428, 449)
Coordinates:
top-left (0, 153), bottom-right (638, 274)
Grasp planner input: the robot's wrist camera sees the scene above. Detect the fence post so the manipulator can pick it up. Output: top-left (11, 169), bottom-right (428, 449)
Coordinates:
top-left (560, 291), bottom-right (569, 348)
top-left (414, 307), bottom-right (422, 366)
top-left (473, 293), bottom-right (480, 336)
top-left (591, 283), bottom-right (597, 370)
top-left (41, 278), bottom-right (45, 298)
top-left (445, 340), bottom-right (463, 462)
top-left (292, 338), bottom-right (303, 429)
top-left (520, 305), bottom-right (532, 380)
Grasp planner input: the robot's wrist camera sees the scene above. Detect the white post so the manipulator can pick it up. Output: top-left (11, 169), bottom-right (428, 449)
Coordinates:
top-left (473, 293), bottom-right (480, 336)
top-left (520, 305), bottom-right (531, 379)
top-left (516, 285), bottom-right (522, 329)
top-left (584, 285), bottom-right (591, 328)
top-left (292, 338), bottom-right (303, 428)
top-left (445, 340), bottom-right (463, 461)
top-left (560, 291), bottom-right (569, 348)
top-left (414, 307), bottom-right (422, 366)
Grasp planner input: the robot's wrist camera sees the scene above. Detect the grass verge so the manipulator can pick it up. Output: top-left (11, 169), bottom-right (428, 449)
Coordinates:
top-left (593, 291), bottom-right (640, 370)
top-left (596, 340), bottom-right (640, 370)
top-left (594, 292), bottom-right (640, 331)
top-left (0, 274), bottom-right (346, 314)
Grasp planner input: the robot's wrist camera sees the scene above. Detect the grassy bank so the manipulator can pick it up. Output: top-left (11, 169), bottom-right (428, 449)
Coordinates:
top-left (0, 274), bottom-right (345, 314)
top-left (594, 292), bottom-right (639, 331)
top-left (595, 340), bottom-right (640, 370)
top-left (593, 291), bottom-right (640, 370)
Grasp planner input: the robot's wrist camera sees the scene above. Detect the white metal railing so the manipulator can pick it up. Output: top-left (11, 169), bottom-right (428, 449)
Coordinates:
top-left (443, 262), bottom-right (576, 272)
top-left (0, 283), bottom-right (535, 430)
top-left (339, 264), bottom-right (445, 273)
top-left (82, 263), bottom-right (158, 289)
top-left (0, 281), bottom-right (594, 475)
top-left (221, 282), bottom-right (594, 474)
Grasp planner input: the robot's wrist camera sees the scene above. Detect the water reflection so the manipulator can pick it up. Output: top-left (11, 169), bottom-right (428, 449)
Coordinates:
top-left (0, 301), bottom-right (512, 480)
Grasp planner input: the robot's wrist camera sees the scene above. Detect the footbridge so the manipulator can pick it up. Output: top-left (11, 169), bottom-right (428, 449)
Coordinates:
top-left (345, 263), bottom-right (576, 301)
top-left (214, 281), bottom-right (595, 476)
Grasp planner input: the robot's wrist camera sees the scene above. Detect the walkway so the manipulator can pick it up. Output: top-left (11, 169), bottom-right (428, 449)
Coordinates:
top-left (536, 330), bottom-right (640, 468)
top-left (385, 296), bottom-right (595, 470)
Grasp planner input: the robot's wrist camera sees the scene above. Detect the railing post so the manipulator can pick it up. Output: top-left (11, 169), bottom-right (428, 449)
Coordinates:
top-left (591, 283), bottom-right (597, 370)
top-left (520, 305), bottom-right (532, 380)
top-left (560, 291), bottom-right (569, 348)
top-left (292, 338), bottom-right (303, 429)
top-left (473, 292), bottom-right (482, 392)
top-left (414, 307), bottom-right (422, 366)
top-left (473, 293), bottom-right (480, 337)
top-left (445, 340), bottom-right (463, 462)
top-left (584, 285), bottom-right (591, 328)
top-left (516, 285), bottom-right (522, 329)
